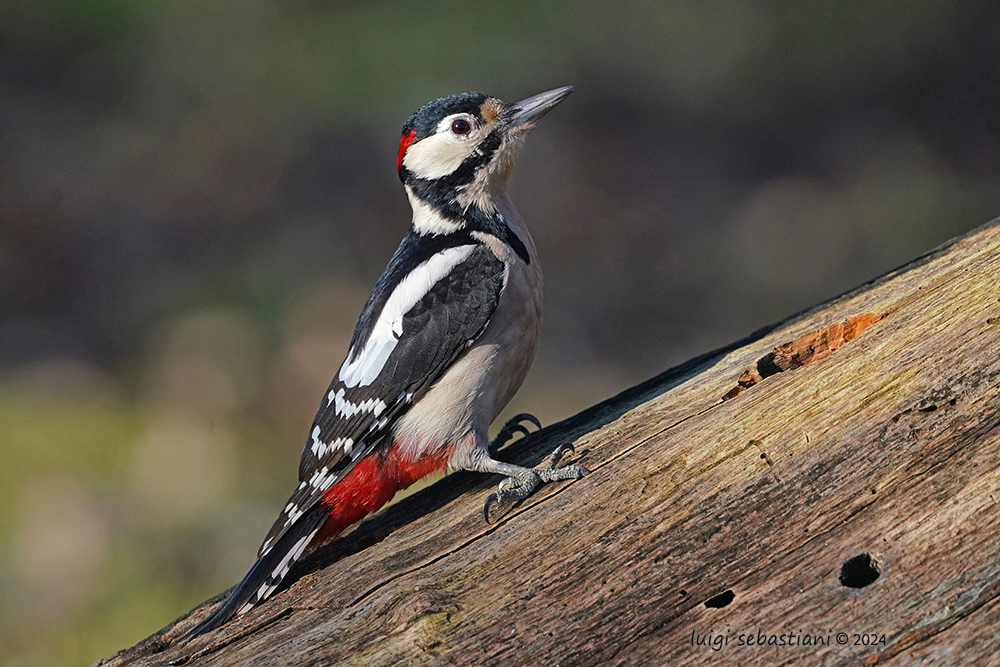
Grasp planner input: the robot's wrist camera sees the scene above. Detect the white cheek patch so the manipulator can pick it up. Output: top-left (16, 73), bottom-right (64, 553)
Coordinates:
top-left (403, 131), bottom-right (473, 179)
top-left (339, 245), bottom-right (476, 387)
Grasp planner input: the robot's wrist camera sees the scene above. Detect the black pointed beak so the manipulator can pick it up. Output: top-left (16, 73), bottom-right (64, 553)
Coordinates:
top-left (508, 86), bottom-right (574, 128)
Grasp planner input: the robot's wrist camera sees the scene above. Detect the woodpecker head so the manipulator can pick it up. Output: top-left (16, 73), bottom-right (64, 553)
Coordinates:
top-left (397, 86), bottom-right (573, 232)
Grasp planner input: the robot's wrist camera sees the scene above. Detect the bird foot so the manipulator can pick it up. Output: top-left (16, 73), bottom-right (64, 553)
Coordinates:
top-left (482, 443), bottom-right (589, 522)
top-left (490, 413), bottom-right (542, 452)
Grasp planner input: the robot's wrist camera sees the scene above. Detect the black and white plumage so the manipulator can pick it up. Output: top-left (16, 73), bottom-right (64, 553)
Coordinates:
top-left (259, 232), bottom-right (507, 558)
top-left (184, 86), bottom-right (586, 640)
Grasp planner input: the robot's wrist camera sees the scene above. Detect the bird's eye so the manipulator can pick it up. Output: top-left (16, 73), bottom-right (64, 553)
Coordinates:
top-left (451, 119), bottom-right (472, 135)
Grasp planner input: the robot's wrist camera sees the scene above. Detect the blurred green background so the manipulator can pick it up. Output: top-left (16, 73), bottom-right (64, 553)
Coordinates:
top-left (2, 1), bottom-right (999, 664)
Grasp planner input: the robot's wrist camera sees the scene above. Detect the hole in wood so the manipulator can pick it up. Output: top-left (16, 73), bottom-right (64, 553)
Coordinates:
top-left (723, 312), bottom-right (886, 400)
top-left (839, 553), bottom-right (881, 588)
top-left (703, 590), bottom-right (735, 608)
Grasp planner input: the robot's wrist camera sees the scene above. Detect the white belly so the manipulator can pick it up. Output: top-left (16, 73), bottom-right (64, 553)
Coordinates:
top-left (392, 235), bottom-right (542, 464)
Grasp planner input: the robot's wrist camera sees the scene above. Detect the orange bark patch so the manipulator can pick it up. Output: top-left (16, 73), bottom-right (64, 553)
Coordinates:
top-left (723, 312), bottom-right (886, 400)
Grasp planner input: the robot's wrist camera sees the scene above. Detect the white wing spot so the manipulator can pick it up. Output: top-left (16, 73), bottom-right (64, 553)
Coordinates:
top-left (309, 425), bottom-right (355, 460)
top-left (307, 467), bottom-right (327, 488)
top-left (327, 387), bottom-right (387, 420)
top-left (241, 527), bottom-right (320, 615)
top-left (309, 426), bottom-right (324, 456)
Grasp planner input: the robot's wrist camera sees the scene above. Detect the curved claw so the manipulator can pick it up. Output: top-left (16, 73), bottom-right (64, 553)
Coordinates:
top-left (545, 443), bottom-right (575, 469)
top-left (508, 424), bottom-right (532, 439)
top-left (491, 413), bottom-right (543, 451)
top-left (510, 413), bottom-right (542, 431)
top-left (482, 492), bottom-right (500, 523)
top-left (483, 478), bottom-right (519, 523)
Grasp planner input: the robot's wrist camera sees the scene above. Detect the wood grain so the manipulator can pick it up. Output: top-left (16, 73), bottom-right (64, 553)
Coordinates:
top-left (97, 218), bottom-right (1000, 667)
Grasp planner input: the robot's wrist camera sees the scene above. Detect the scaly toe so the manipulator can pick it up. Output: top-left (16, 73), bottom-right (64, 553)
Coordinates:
top-left (539, 463), bottom-right (590, 483)
top-left (481, 472), bottom-right (542, 523)
top-left (544, 443), bottom-right (576, 469)
top-left (478, 442), bottom-right (589, 523)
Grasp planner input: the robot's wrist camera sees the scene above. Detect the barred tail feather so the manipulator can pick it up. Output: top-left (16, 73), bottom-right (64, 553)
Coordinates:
top-left (183, 504), bottom-right (328, 640)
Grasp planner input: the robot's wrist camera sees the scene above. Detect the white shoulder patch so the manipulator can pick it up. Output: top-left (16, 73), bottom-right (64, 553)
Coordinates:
top-left (339, 244), bottom-right (476, 388)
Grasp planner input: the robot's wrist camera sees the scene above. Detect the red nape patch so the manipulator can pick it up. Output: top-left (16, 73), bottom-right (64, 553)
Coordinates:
top-left (316, 444), bottom-right (451, 542)
top-left (397, 128), bottom-right (417, 171)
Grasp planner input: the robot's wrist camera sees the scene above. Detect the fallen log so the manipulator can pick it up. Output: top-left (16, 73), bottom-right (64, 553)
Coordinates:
top-left (98, 217), bottom-right (1000, 667)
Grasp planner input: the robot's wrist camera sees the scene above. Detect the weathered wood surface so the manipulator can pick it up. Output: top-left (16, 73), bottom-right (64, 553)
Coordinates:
top-left (100, 218), bottom-right (1000, 667)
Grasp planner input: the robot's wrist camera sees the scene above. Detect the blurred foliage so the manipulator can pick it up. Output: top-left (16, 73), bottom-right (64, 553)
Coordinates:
top-left (2, 0), bottom-right (1000, 664)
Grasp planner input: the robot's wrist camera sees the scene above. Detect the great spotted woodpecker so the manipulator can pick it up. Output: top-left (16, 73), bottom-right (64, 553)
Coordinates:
top-left (185, 86), bottom-right (586, 638)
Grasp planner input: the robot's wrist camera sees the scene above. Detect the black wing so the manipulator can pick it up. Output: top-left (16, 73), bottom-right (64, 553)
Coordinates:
top-left (257, 233), bottom-right (506, 557)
